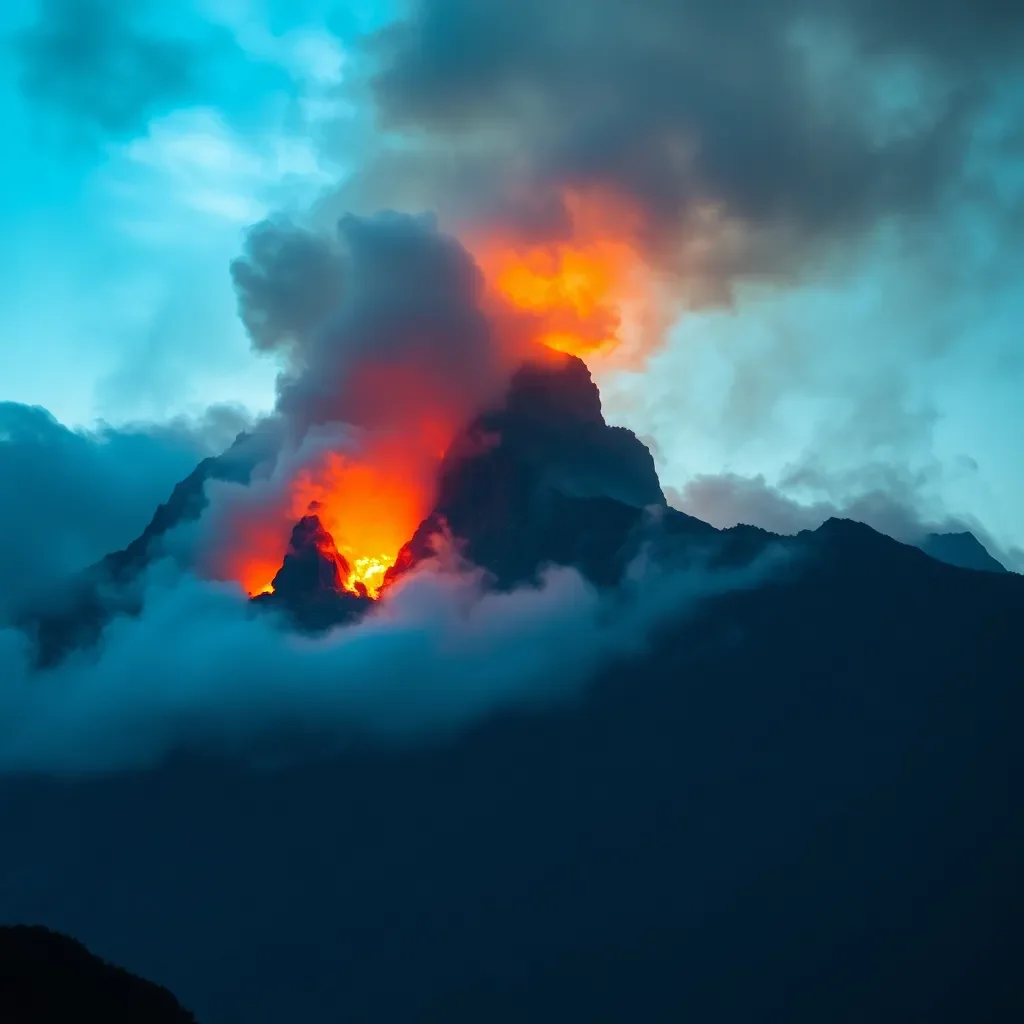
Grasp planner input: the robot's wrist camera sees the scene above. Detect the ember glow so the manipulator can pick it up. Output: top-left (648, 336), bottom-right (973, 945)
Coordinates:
top-left (473, 190), bottom-right (656, 364)
top-left (217, 425), bottom-right (453, 602)
top-left (212, 195), bottom-right (660, 605)
top-left (290, 433), bottom-right (445, 598)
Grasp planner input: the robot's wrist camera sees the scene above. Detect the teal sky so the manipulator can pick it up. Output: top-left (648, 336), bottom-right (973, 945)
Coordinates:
top-left (2, 0), bottom-right (1022, 563)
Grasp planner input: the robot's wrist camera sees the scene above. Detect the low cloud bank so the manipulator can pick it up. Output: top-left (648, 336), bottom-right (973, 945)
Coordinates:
top-left (0, 548), bottom-right (778, 774)
top-left (0, 402), bottom-right (250, 621)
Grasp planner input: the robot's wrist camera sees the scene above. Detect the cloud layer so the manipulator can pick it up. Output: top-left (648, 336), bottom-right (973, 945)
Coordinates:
top-left (0, 402), bottom-right (248, 620)
top-left (0, 550), bottom-right (776, 773)
top-left (668, 468), bottom-right (1023, 571)
top-left (15, 0), bottom-right (290, 144)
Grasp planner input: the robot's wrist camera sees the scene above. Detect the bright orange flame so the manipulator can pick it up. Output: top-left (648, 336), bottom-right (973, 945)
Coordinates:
top-left (471, 189), bottom-right (656, 365)
top-left (290, 432), bottom-right (443, 599)
top-left (224, 429), bottom-right (452, 602)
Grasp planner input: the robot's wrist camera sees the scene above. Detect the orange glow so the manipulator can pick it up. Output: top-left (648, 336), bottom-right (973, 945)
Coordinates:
top-left (289, 432), bottom-right (443, 598)
top-left (216, 515), bottom-right (293, 600)
top-left (471, 189), bottom-right (656, 365)
top-left (216, 420), bottom-right (454, 602)
top-left (214, 190), bottom-right (661, 602)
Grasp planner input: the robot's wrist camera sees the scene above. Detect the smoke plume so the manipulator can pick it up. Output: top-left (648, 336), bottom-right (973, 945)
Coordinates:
top-left (339, 0), bottom-right (1024, 302)
top-left (213, 210), bottom-right (534, 596)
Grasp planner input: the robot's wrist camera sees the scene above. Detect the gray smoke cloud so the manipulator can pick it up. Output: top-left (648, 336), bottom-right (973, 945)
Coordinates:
top-left (338, 0), bottom-right (1024, 296)
top-left (231, 211), bottom-right (520, 439)
top-left (215, 212), bottom-right (530, 599)
top-left (230, 218), bottom-right (347, 357)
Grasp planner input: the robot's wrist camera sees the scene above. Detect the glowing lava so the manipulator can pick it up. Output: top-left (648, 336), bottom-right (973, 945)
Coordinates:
top-left (294, 432), bottom-right (452, 598)
top-left (224, 425), bottom-right (453, 602)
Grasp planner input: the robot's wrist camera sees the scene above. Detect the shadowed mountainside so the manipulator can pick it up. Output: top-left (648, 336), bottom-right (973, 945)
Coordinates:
top-left (919, 530), bottom-right (1008, 573)
top-left (2, 523), bottom-right (1022, 1021)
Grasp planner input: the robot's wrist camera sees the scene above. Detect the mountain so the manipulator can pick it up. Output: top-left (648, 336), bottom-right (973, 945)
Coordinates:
top-left (20, 354), bottom-right (682, 650)
top-left (387, 354), bottom-right (676, 591)
top-left (919, 530), bottom-right (1008, 573)
top-left (23, 433), bottom-right (262, 667)
top-left (251, 512), bottom-right (372, 629)
top-left (42, 352), bottom-right (1011, 652)
top-left (0, 926), bottom-right (196, 1023)
top-left (4, 353), bottom-right (1024, 1022)
top-left (2, 508), bottom-right (1022, 1021)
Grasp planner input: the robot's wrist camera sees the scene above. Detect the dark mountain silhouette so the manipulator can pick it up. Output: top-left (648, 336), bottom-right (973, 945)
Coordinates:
top-left (252, 511), bottom-right (371, 629)
top-left (0, 925), bottom-right (196, 1023)
top-left (4, 353), bottom-right (1024, 1022)
top-left (386, 354), bottom-right (722, 592)
top-left (23, 434), bottom-right (261, 667)
top-left (919, 530), bottom-right (1008, 573)
top-left (2, 517), bottom-right (1022, 1021)
top-left (34, 352), bottom-right (1015, 655)
top-left (21, 354), bottom-right (676, 652)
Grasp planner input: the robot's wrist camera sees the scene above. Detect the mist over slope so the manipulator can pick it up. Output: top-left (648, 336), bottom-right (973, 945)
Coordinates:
top-left (2, 352), bottom-right (783, 771)
top-left (2, 346), bottom-right (1017, 776)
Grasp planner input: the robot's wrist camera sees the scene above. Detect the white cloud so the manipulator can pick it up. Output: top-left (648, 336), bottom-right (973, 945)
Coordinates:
top-left (105, 106), bottom-right (334, 236)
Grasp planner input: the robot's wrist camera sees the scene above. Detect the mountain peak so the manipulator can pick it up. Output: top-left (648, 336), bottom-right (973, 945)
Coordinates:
top-left (253, 512), bottom-right (371, 630)
top-left (272, 513), bottom-right (351, 599)
top-left (501, 352), bottom-right (605, 426)
top-left (386, 353), bottom-right (664, 589)
top-left (919, 531), bottom-right (1007, 574)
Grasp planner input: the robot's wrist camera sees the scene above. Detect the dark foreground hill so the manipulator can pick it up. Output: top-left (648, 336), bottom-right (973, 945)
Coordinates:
top-left (3, 354), bottom-right (1023, 1022)
top-left (0, 926), bottom-right (196, 1023)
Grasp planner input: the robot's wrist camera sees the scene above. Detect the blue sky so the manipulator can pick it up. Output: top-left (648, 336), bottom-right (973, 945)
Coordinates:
top-left (2, 0), bottom-right (1022, 563)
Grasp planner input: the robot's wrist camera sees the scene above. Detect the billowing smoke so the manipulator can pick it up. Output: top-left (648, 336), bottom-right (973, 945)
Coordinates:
top-left (211, 210), bottom-right (530, 597)
top-left (339, 0), bottom-right (1023, 301)
top-left (231, 211), bottom-right (520, 434)
top-left (311, 0), bottom-right (1024, 539)
top-left (229, 217), bottom-right (347, 358)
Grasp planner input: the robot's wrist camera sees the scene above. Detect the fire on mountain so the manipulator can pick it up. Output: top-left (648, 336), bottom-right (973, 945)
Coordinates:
top-left (228, 190), bottom-right (655, 602)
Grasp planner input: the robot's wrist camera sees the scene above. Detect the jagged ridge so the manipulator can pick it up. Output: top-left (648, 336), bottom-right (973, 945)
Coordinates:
top-left (20, 353), bottom-right (1015, 658)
